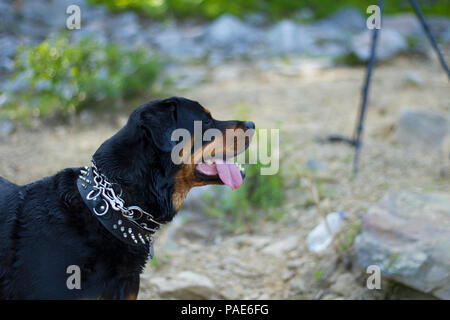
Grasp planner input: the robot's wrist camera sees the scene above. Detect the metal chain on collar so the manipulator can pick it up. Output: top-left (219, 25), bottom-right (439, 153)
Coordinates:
top-left (84, 160), bottom-right (163, 233)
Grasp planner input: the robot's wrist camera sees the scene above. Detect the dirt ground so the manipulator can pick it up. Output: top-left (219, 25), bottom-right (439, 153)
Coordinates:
top-left (1, 55), bottom-right (449, 299)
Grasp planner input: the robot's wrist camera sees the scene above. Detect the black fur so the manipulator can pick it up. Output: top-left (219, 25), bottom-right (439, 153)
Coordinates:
top-left (0, 97), bottom-right (250, 299)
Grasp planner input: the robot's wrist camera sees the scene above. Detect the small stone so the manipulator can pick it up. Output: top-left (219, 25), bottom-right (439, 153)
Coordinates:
top-left (330, 273), bottom-right (357, 297)
top-left (262, 235), bottom-right (300, 256)
top-left (394, 109), bottom-right (448, 150)
top-left (0, 118), bottom-right (15, 137)
top-left (403, 72), bottom-right (424, 87)
top-left (149, 271), bottom-right (219, 299)
top-left (306, 158), bottom-right (327, 172)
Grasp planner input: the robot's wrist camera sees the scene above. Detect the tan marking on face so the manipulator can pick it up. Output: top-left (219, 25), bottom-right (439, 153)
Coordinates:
top-left (171, 122), bottom-right (253, 211)
top-left (172, 163), bottom-right (221, 211)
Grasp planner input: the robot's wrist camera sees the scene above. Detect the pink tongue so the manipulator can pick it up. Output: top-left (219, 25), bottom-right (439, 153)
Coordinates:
top-left (215, 159), bottom-right (243, 190)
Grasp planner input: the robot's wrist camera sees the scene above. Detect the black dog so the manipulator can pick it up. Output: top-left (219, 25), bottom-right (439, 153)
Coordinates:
top-left (0, 97), bottom-right (254, 299)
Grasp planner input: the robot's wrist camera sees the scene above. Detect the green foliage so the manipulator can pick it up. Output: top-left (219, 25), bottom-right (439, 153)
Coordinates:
top-left (88, 0), bottom-right (450, 21)
top-left (338, 220), bottom-right (362, 252)
top-left (333, 52), bottom-right (366, 66)
top-left (1, 36), bottom-right (162, 121)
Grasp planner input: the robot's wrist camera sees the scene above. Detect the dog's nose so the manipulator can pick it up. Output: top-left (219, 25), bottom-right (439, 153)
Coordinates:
top-left (244, 121), bottom-right (255, 130)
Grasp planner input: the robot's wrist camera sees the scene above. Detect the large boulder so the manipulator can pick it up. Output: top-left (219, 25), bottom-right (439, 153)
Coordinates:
top-left (316, 7), bottom-right (365, 33)
top-left (394, 109), bottom-right (448, 150)
top-left (355, 192), bottom-right (450, 299)
top-left (203, 14), bottom-right (260, 48)
top-left (266, 20), bottom-right (314, 56)
top-left (261, 235), bottom-right (300, 257)
top-left (148, 271), bottom-right (220, 299)
top-left (383, 14), bottom-right (422, 38)
top-left (351, 28), bottom-right (407, 61)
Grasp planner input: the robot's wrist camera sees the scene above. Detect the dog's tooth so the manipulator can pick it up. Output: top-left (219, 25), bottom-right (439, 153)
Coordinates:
top-left (205, 159), bottom-right (213, 165)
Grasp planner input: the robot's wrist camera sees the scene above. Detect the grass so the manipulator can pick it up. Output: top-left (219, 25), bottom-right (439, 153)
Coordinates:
top-left (337, 220), bottom-right (362, 253)
top-left (333, 52), bottom-right (366, 66)
top-left (204, 160), bottom-right (286, 232)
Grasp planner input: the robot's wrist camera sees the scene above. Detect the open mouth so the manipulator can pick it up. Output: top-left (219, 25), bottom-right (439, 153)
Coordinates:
top-left (195, 159), bottom-right (245, 190)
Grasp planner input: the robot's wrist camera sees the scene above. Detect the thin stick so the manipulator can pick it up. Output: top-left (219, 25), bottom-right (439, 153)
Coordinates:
top-left (352, 0), bottom-right (384, 175)
top-left (409, 0), bottom-right (450, 80)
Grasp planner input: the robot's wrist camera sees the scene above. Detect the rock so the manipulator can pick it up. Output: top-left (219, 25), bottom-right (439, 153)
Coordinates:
top-left (394, 109), bottom-right (448, 150)
top-left (442, 28), bottom-right (450, 44)
top-left (0, 0), bottom-right (16, 30)
top-left (149, 271), bottom-right (220, 299)
top-left (19, 0), bottom-right (81, 38)
top-left (427, 16), bottom-right (450, 42)
top-left (70, 20), bottom-right (109, 45)
top-left (383, 14), bottom-right (422, 38)
top-left (403, 72), bottom-right (424, 87)
top-left (289, 277), bottom-right (308, 294)
top-left (2, 71), bottom-right (31, 93)
top-left (317, 7), bottom-right (365, 32)
top-left (355, 192), bottom-right (450, 299)
top-left (82, 4), bottom-right (109, 22)
top-left (306, 158), bottom-right (327, 172)
top-left (0, 36), bottom-right (17, 59)
top-left (351, 28), bottom-right (407, 61)
top-left (109, 12), bottom-right (141, 45)
top-left (0, 36), bottom-right (16, 71)
top-left (203, 14), bottom-right (259, 48)
top-left (0, 118), bottom-right (15, 137)
top-left (0, 93), bottom-right (7, 107)
top-left (232, 235), bottom-right (271, 249)
top-left (154, 26), bottom-right (206, 60)
top-left (266, 20), bottom-right (314, 56)
top-left (262, 234), bottom-right (300, 256)
top-left (330, 273), bottom-right (358, 297)
top-left (310, 43), bottom-right (348, 59)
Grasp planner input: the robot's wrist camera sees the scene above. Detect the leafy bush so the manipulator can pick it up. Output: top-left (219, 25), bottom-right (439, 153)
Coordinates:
top-left (89, 0), bottom-right (450, 21)
top-left (1, 37), bottom-right (162, 121)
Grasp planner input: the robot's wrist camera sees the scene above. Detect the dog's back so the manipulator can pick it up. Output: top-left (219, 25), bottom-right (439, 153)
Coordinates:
top-left (0, 176), bottom-right (22, 246)
top-left (0, 177), bottom-right (24, 298)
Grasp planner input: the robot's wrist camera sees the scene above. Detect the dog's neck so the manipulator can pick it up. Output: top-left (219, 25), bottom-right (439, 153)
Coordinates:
top-left (91, 155), bottom-right (178, 224)
top-left (91, 124), bottom-right (179, 223)
top-left (77, 161), bottom-right (165, 248)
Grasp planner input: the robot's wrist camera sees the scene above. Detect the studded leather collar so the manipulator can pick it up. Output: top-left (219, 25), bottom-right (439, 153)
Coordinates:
top-left (77, 161), bottom-right (163, 256)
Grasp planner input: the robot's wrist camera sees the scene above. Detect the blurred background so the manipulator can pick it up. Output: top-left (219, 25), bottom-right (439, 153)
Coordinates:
top-left (0, 0), bottom-right (449, 299)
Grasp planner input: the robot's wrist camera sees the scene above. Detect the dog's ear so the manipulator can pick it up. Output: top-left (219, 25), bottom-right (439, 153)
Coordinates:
top-left (140, 98), bottom-right (178, 152)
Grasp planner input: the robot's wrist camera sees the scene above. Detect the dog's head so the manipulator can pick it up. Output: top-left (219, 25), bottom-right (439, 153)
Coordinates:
top-left (93, 97), bottom-right (255, 221)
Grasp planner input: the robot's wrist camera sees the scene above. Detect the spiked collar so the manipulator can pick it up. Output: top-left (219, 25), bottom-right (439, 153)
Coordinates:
top-left (77, 160), bottom-right (163, 255)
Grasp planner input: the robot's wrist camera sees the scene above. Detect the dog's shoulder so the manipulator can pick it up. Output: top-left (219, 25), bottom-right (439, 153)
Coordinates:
top-left (0, 175), bottom-right (25, 232)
